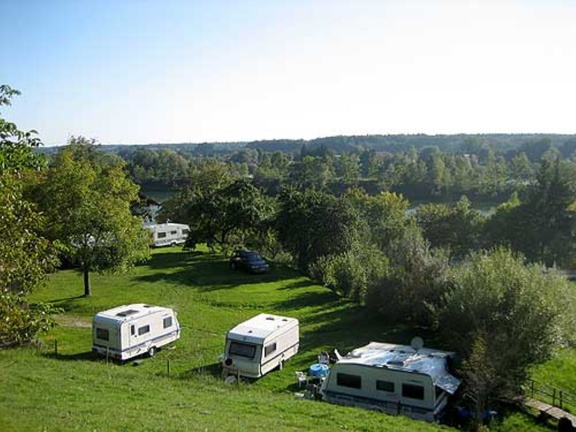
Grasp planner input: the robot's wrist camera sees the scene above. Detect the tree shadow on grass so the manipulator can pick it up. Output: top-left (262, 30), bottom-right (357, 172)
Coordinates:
top-left (39, 295), bottom-right (86, 312)
top-left (42, 351), bottom-right (98, 362)
top-left (273, 290), bottom-right (341, 312)
top-left (142, 250), bottom-right (205, 270)
top-left (177, 362), bottom-right (222, 380)
top-left (278, 279), bottom-right (317, 290)
top-left (136, 253), bottom-right (304, 292)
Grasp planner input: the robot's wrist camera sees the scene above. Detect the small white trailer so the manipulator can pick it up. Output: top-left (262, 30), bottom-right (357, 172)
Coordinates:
top-left (144, 222), bottom-right (190, 247)
top-left (320, 341), bottom-right (460, 422)
top-left (221, 313), bottom-right (299, 378)
top-left (92, 303), bottom-right (181, 361)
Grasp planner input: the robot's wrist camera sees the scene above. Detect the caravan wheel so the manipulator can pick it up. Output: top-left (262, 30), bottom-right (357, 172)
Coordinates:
top-left (148, 346), bottom-right (157, 357)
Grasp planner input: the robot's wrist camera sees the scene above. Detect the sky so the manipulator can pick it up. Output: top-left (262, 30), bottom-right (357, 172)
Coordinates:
top-left (1, 0), bottom-right (576, 146)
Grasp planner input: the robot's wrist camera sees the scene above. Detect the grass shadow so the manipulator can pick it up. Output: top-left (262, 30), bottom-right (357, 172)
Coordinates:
top-left (136, 252), bottom-right (303, 291)
top-left (142, 250), bottom-right (203, 270)
top-left (178, 362), bottom-right (222, 380)
top-left (42, 351), bottom-right (98, 362)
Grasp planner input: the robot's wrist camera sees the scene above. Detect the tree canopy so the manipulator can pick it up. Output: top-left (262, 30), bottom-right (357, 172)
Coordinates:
top-left (0, 85), bottom-right (57, 347)
top-left (34, 138), bottom-right (150, 296)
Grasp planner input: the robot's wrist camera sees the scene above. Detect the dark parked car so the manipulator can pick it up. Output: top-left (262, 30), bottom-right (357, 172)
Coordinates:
top-left (230, 250), bottom-right (270, 274)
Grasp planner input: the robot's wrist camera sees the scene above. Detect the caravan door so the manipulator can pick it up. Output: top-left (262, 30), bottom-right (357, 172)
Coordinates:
top-left (126, 323), bottom-right (139, 359)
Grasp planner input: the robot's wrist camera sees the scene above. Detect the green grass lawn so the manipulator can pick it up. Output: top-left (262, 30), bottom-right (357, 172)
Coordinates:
top-left (0, 248), bottom-right (556, 431)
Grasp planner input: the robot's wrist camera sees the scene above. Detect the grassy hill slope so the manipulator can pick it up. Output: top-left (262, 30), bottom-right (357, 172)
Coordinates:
top-left (1, 248), bottom-right (552, 431)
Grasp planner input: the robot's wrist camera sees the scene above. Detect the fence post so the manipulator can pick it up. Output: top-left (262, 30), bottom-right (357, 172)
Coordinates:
top-left (560, 390), bottom-right (563, 409)
top-left (553, 388), bottom-right (557, 407)
top-left (531, 379), bottom-right (535, 397)
top-left (54, 339), bottom-right (58, 358)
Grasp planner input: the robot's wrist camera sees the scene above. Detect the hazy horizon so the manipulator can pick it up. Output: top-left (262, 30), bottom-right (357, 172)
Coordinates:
top-left (2, 0), bottom-right (576, 147)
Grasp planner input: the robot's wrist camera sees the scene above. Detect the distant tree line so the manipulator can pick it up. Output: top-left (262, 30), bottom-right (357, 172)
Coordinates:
top-left (66, 133), bottom-right (576, 205)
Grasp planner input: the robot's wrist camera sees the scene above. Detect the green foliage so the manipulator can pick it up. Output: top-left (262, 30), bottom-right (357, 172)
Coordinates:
top-left (164, 168), bottom-right (274, 252)
top-left (275, 188), bottom-right (362, 273)
top-left (0, 298), bottom-right (58, 348)
top-left (486, 159), bottom-right (576, 266)
top-left (288, 155), bottom-right (334, 190)
top-left (0, 85), bottom-right (57, 347)
top-left (310, 243), bottom-right (388, 303)
top-left (439, 248), bottom-right (576, 399)
top-left (34, 138), bottom-right (150, 296)
top-left (367, 225), bottom-right (450, 326)
top-left (343, 188), bottom-right (411, 251)
top-left (415, 196), bottom-right (486, 258)
top-left (0, 85), bottom-right (44, 173)
top-left (460, 334), bottom-right (501, 431)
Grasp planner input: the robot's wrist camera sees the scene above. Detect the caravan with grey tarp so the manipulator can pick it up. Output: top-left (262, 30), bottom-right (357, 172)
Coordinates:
top-left (320, 341), bottom-right (460, 421)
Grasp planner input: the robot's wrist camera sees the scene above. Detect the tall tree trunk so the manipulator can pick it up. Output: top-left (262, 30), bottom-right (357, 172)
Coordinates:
top-left (83, 268), bottom-right (91, 297)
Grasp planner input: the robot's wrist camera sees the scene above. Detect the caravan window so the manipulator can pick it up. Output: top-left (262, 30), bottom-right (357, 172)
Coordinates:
top-left (138, 325), bottom-right (150, 336)
top-left (158, 232), bottom-right (167, 239)
top-left (264, 342), bottom-right (277, 357)
top-left (376, 380), bottom-right (395, 393)
top-left (170, 230), bottom-right (177, 235)
top-left (163, 317), bottom-right (173, 329)
top-left (402, 384), bottom-right (425, 400)
top-left (336, 373), bottom-right (362, 389)
top-left (229, 342), bottom-right (256, 359)
top-left (96, 328), bottom-right (109, 341)
top-left (182, 229), bottom-right (189, 235)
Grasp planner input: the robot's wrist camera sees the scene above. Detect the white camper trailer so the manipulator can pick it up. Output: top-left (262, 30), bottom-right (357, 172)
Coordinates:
top-left (92, 304), bottom-right (181, 361)
top-left (144, 222), bottom-right (189, 247)
top-left (320, 341), bottom-right (460, 421)
top-left (221, 313), bottom-right (299, 378)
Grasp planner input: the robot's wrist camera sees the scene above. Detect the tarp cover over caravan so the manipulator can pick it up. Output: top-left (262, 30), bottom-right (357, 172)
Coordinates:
top-left (338, 342), bottom-right (460, 394)
top-left (321, 341), bottom-right (460, 421)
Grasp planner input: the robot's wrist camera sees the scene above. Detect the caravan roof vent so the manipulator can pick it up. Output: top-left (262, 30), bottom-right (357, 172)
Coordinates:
top-left (116, 309), bottom-right (139, 317)
top-left (265, 316), bottom-right (275, 321)
top-left (388, 360), bottom-right (405, 366)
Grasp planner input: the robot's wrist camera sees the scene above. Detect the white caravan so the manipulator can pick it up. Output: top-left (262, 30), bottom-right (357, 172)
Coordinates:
top-left (92, 304), bottom-right (181, 361)
top-left (320, 341), bottom-right (460, 422)
top-left (144, 222), bottom-right (190, 247)
top-left (221, 313), bottom-right (299, 378)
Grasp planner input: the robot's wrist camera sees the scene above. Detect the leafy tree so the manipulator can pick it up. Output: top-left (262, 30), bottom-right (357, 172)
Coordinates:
top-left (478, 150), bottom-right (508, 197)
top-left (518, 137), bottom-right (552, 162)
top-left (460, 334), bottom-right (501, 431)
top-left (275, 188), bottom-right (362, 273)
top-left (164, 173), bottom-right (274, 252)
top-left (367, 225), bottom-right (450, 326)
top-left (288, 155), bottom-right (334, 190)
top-left (414, 196), bottom-right (485, 259)
top-left (342, 188), bottom-right (411, 251)
top-left (486, 159), bottom-right (576, 267)
top-left (310, 243), bottom-right (388, 303)
top-left (35, 139), bottom-right (150, 296)
top-left (209, 180), bottom-right (275, 250)
top-left (439, 248), bottom-right (576, 401)
top-left (0, 85), bottom-right (58, 347)
top-left (508, 152), bottom-right (534, 186)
